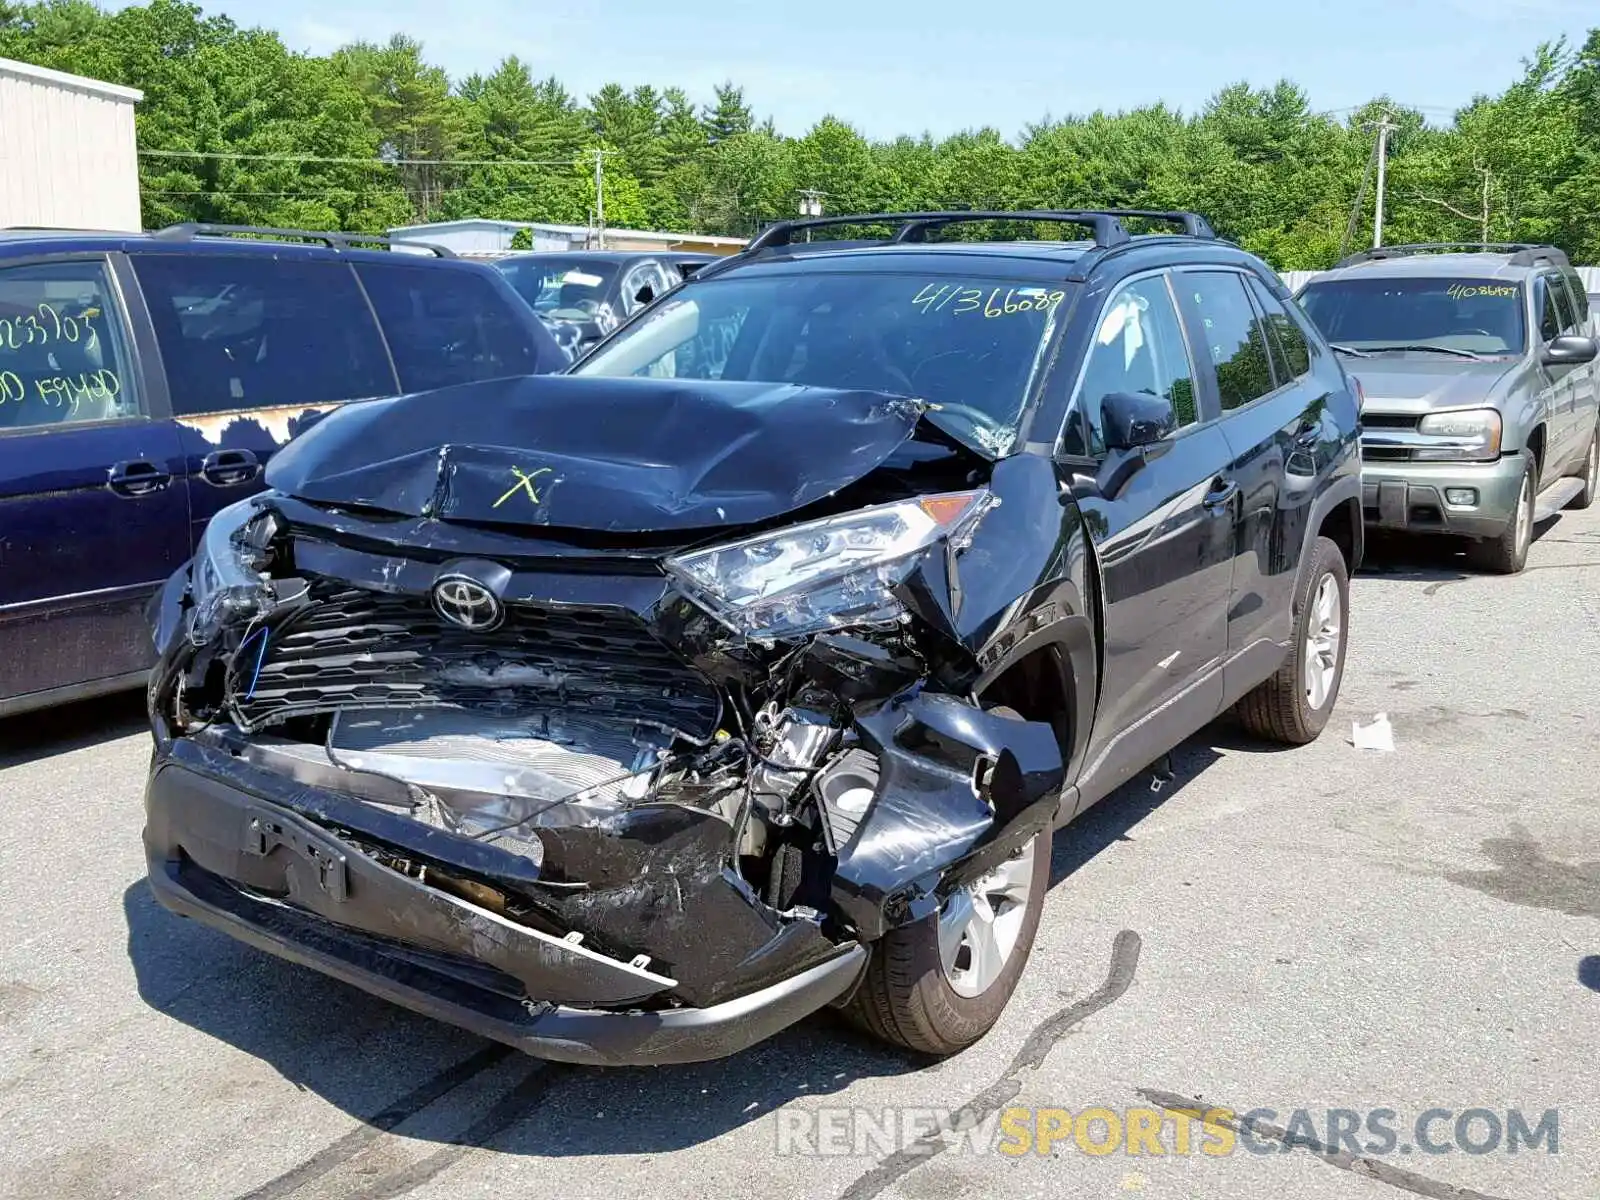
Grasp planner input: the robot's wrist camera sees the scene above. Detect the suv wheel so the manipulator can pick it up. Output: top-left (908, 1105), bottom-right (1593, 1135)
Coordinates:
top-left (1570, 421), bottom-right (1599, 511)
top-left (1466, 453), bottom-right (1535, 574)
top-left (846, 720), bottom-right (1051, 1056)
top-left (1236, 535), bottom-right (1349, 745)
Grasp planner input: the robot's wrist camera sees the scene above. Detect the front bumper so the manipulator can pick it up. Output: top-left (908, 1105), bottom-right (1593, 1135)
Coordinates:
top-left (143, 742), bottom-right (867, 1066)
top-left (1361, 454), bottom-right (1527, 539)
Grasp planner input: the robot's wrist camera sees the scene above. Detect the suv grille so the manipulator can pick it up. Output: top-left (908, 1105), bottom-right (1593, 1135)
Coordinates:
top-left (233, 582), bottom-right (722, 739)
top-left (1360, 413), bottom-right (1421, 462)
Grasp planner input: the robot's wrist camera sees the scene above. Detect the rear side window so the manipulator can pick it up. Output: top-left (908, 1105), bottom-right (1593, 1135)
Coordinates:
top-left (0, 260), bottom-right (141, 430)
top-left (356, 263), bottom-right (545, 393)
top-left (134, 255), bottom-right (396, 415)
top-left (1562, 273), bottom-right (1589, 324)
top-left (1244, 276), bottom-right (1311, 381)
top-left (1178, 271), bottom-right (1276, 411)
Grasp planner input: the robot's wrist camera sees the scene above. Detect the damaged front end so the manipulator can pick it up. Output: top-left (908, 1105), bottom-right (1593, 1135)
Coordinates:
top-left (142, 381), bottom-right (1066, 1065)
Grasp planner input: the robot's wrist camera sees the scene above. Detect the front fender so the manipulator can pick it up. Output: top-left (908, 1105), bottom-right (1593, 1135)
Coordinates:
top-left (826, 688), bottom-right (1062, 941)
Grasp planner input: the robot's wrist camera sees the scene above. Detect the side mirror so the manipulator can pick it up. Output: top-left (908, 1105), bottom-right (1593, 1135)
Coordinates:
top-left (1102, 390), bottom-right (1177, 452)
top-left (634, 285), bottom-right (655, 306)
top-left (1542, 334), bottom-right (1598, 366)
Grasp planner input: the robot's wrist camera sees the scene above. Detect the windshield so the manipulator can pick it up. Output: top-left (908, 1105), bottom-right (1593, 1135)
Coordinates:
top-left (1297, 277), bottom-right (1526, 356)
top-left (496, 257), bottom-right (620, 319)
top-left (571, 270), bottom-right (1071, 454)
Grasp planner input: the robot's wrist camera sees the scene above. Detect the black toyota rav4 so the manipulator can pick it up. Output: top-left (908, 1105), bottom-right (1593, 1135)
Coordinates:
top-left (144, 210), bottom-right (1362, 1064)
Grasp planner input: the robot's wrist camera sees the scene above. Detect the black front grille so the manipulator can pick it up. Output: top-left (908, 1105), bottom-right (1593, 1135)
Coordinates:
top-left (1362, 445), bottom-right (1413, 462)
top-left (233, 581), bottom-right (721, 738)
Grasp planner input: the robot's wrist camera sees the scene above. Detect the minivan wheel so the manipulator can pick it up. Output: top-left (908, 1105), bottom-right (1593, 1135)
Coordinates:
top-left (1466, 453), bottom-right (1535, 574)
top-left (846, 822), bottom-right (1050, 1057)
top-left (1235, 535), bottom-right (1349, 745)
top-left (1570, 421), bottom-right (1599, 511)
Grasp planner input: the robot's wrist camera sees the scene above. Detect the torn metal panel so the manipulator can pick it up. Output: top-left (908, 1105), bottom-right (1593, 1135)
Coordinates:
top-left (175, 402), bottom-right (335, 449)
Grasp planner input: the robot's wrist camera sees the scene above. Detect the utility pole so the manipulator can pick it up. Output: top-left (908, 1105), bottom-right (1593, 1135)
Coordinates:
top-left (593, 149), bottom-right (606, 250)
top-left (797, 189), bottom-right (825, 242)
top-left (1367, 113), bottom-right (1398, 249)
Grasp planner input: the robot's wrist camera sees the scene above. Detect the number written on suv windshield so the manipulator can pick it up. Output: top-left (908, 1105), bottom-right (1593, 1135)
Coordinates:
top-left (911, 283), bottom-right (1064, 318)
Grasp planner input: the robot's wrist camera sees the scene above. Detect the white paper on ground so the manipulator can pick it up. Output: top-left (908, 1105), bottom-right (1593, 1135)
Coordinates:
top-left (1352, 712), bottom-right (1395, 752)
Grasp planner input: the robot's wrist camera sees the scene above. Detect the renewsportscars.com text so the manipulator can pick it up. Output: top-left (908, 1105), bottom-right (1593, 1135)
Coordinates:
top-left (773, 1105), bottom-right (1560, 1159)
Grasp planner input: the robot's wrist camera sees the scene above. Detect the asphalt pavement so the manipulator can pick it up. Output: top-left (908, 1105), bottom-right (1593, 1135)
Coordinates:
top-left (2, 505), bottom-right (1598, 1200)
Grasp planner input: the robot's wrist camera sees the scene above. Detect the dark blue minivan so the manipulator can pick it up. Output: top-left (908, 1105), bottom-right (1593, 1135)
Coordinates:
top-left (0, 224), bottom-right (565, 718)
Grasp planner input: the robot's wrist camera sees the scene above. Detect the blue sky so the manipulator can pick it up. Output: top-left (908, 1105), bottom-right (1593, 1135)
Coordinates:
top-left (177, 0), bottom-right (1596, 138)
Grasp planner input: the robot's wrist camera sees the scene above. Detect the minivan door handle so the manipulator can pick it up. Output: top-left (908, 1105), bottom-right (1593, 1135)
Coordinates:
top-left (1202, 477), bottom-right (1240, 513)
top-left (200, 448), bottom-right (261, 487)
top-left (107, 459), bottom-right (172, 498)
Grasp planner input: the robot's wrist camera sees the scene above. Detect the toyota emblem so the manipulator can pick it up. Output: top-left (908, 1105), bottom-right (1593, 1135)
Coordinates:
top-left (431, 575), bottom-right (504, 632)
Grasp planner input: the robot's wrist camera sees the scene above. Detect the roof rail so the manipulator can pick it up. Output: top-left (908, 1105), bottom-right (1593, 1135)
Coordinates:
top-left (1083, 209), bottom-right (1218, 239)
top-left (744, 209), bottom-right (1218, 254)
top-left (150, 223), bottom-right (456, 258)
top-left (1336, 242), bottom-right (1567, 269)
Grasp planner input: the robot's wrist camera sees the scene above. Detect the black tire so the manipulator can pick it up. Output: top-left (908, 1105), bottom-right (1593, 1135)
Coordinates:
top-left (1570, 421), bottom-right (1599, 511)
top-left (1235, 535), bottom-right (1349, 745)
top-left (845, 732), bottom-right (1051, 1058)
top-left (1465, 452), bottom-right (1535, 574)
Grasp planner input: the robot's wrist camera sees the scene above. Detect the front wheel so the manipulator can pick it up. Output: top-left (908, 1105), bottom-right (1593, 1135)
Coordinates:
top-left (846, 827), bottom-right (1050, 1056)
top-left (1466, 453), bottom-right (1535, 574)
top-left (1235, 535), bottom-right (1350, 745)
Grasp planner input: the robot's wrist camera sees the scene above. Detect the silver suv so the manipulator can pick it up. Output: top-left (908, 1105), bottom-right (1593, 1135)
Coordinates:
top-left (1296, 243), bottom-right (1599, 573)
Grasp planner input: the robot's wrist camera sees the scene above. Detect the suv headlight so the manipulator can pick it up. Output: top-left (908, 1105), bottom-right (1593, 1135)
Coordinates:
top-left (188, 497), bottom-right (280, 646)
top-left (665, 491), bottom-right (995, 640)
top-left (1415, 409), bottom-right (1502, 462)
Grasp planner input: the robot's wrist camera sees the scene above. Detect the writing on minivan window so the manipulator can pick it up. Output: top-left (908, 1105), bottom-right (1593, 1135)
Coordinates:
top-left (0, 303), bottom-right (102, 353)
top-left (0, 368), bottom-right (122, 412)
top-left (911, 282), bottom-right (1065, 318)
top-left (1446, 283), bottom-right (1517, 300)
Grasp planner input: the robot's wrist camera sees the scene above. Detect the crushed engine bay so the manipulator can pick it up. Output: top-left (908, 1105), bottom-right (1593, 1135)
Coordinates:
top-left (145, 376), bottom-right (1068, 1014)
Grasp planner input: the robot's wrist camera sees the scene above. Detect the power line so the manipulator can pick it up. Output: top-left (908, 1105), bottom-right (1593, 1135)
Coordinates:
top-left (138, 149), bottom-right (585, 167)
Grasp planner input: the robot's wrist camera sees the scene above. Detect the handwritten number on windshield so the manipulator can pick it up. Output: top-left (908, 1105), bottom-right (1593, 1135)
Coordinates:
top-left (912, 283), bottom-right (1063, 318)
top-left (0, 303), bottom-right (102, 353)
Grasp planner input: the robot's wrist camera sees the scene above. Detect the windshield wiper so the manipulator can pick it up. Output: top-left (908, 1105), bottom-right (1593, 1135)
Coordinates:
top-left (1329, 344), bottom-right (1373, 358)
top-left (1364, 343), bottom-right (1487, 361)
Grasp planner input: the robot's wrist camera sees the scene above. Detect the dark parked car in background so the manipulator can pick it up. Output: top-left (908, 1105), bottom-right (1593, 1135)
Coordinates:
top-left (0, 223), bottom-right (565, 718)
top-left (493, 250), bottom-right (720, 357)
top-left (143, 209), bottom-right (1361, 1066)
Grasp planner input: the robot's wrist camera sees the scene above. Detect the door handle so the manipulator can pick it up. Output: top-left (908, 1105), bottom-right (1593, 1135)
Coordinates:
top-left (107, 459), bottom-right (172, 498)
top-left (200, 448), bottom-right (261, 487)
top-left (1203, 478), bottom-right (1240, 513)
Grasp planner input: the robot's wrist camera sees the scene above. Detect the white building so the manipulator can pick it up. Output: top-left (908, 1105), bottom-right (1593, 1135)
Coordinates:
top-left (0, 57), bottom-right (143, 231)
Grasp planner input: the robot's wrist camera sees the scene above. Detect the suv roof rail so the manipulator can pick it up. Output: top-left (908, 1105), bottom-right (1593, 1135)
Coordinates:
top-left (149, 223), bottom-right (456, 258)
top-left (744, 208), bottom-right (1217, 253)
top-left (1336, 242), bottom-right (1568, 269)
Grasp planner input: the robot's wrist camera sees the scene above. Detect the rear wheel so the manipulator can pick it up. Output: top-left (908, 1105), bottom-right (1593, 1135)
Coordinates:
top-left (1235, 535), bottom-right (1349, 745)
top-left (1570, 421), bottom-right (1599, 511)
top-left (845, 706), bottom-right (1052, 1057)
top-left (1466, 453), bottom-right (1535, 574)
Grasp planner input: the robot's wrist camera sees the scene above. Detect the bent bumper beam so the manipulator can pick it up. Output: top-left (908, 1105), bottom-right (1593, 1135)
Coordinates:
top-left (146, 852), bottom-right (866, 1066)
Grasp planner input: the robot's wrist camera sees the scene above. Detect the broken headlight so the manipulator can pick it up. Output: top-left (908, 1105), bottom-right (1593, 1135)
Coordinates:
top-left (666, 491), bottom-right (993, 639)
top-left (188, 497), bottom-right (280, 646)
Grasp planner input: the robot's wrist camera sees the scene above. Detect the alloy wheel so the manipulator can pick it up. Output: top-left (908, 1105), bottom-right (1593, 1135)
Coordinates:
top-left (937, 838), bottom-right (1038, 998)
top-left (1303, 573), bottom-right (1343, 710)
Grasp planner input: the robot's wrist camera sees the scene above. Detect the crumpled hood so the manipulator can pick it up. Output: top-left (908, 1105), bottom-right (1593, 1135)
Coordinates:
top-left (265, 375), bottom-right (936, 533)
top-left (1348, 357), bottom-right (1520, 414)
